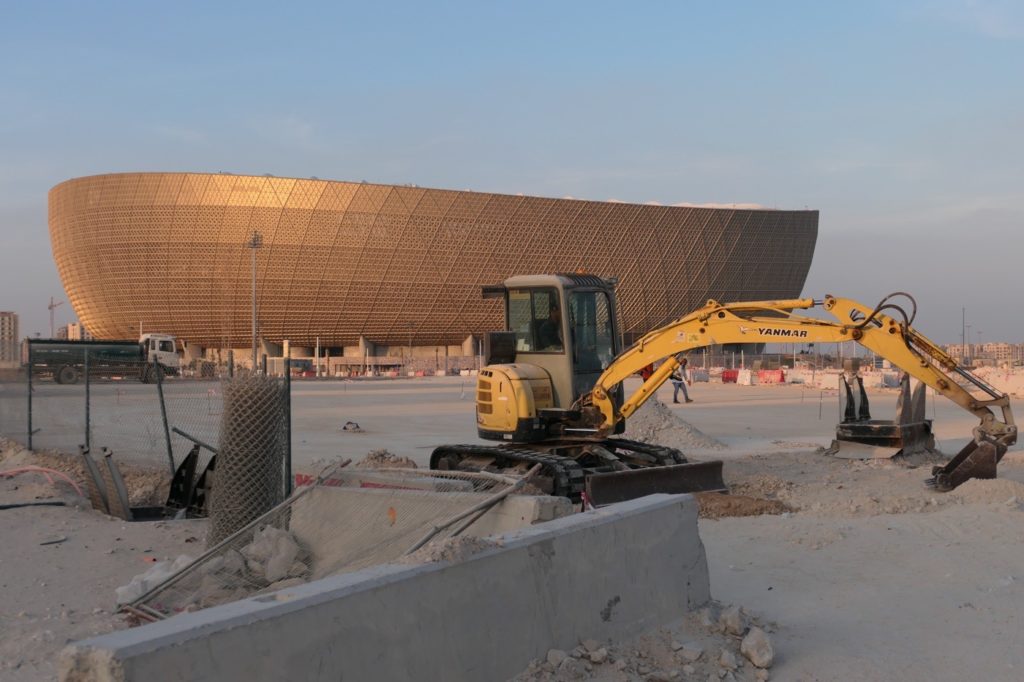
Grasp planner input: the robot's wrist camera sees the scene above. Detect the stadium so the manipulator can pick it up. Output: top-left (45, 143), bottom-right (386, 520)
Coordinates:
top-left (49, 173), bottom-right (817, 359)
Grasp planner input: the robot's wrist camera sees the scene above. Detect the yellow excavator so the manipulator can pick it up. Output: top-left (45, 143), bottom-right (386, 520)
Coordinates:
top-left (430, 274), bottom-right (1016, 504)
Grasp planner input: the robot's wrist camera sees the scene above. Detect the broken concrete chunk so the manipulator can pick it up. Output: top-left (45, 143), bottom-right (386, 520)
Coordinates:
top-left (680, 641), bottom-right (704, 662)
top-left (719, 649), bottom-right (738, 670)
top-left (582, 638), bottom-right (601, 653)
top-left (719, 605), bottom-right (745, 636)
top-left (546, 649), bottom-right (567, 667)
top-left (740, 627), bottom-right (775, 669)
top-left (755, 668), bottom-right (770, 681)
top-left (558, 656), bottom-right (586, 678)
top-left (588, 647), bottom-right (608, 664)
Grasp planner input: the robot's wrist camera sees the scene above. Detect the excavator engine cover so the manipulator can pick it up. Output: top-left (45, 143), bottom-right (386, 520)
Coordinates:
top-left (476, 364), bottom-right (556, 443)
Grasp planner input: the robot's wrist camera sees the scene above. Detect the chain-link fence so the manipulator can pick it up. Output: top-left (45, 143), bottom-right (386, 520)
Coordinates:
top-left (0, 367), bottom-right (28, 444)
top-left (208, 374), bottom-right (289, 544)
top-left (124, 466), bottom-right (517, 621)
top-left (0, 350), bottom-right (295, 526)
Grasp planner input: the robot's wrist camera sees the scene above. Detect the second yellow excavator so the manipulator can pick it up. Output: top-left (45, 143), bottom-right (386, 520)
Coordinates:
top-left (430, 274), bottom-right (1016, 504)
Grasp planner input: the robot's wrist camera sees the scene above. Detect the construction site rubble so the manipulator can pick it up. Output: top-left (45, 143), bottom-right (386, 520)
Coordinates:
top-left (398, 535), bottom-right (500, 565)
top-left (115, 555), bottom-right (195, 605)
top-left (512, 602), bottom-right (775, 682)
top-left (354, 448), bottom-right (418, 469)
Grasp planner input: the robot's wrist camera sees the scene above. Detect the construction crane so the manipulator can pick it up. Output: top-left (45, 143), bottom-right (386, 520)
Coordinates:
top-left (48, 296), bottom-right (64, 338)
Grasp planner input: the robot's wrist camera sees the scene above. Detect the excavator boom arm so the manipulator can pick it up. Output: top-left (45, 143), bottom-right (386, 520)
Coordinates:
top-left (586, 295), bottom-right (1016, 449)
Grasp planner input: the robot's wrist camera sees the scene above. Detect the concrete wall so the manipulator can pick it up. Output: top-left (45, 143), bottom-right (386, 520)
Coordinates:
top-left (60, 494), bottom-right (709, 682)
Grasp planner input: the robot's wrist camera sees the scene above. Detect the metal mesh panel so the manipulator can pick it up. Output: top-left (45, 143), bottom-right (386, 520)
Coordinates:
top-left (207, 374), bottom-right (288, 545)
top-left (49, 173), bottom-right (818, 347)
top-left (0, 368), bottom-right (28, 445)
top-left (126, 467), bottom-right (515, 621)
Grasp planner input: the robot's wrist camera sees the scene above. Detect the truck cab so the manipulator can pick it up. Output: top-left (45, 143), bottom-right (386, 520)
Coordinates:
top-left (140, 333), bottom-right (180, 373)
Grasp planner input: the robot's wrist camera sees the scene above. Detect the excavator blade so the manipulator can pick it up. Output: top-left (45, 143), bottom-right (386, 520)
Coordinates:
top-left (585, 460), bottom-right (726, 507)
top-left (926, 438), bottom-right (1005, 492)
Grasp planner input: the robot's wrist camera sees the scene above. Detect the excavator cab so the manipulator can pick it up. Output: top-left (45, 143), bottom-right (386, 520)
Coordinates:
top-left (478, 274), bottom-right (625, 440)
top-left (435, 274), bottom-right (726, 505)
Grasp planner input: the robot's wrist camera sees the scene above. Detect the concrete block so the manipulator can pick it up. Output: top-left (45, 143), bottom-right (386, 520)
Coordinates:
top-left (60, 494), bottom-right (709, 682)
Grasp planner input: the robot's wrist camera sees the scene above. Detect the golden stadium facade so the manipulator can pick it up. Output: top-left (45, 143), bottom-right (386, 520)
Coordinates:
top-left (49, 173), bottom-right (817, 348)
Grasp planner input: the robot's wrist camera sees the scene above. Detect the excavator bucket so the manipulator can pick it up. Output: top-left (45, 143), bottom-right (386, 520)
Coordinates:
top-left (927, 437), bottom-right (1006, 492)
top-left (826, 373), bottom-right (935, 459)
top-left (584, 460), bottom-right (726, 507)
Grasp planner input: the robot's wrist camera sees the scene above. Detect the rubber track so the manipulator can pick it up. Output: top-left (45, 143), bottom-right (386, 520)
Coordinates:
top-left (431, 444), bottom-right (586, 498)
top-left (602, 438), bottom-right (688, 465)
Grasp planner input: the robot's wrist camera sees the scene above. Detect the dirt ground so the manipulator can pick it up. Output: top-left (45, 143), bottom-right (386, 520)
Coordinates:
top-left (0, 441), bottom-right (204, 681)
top-left (3, 379), bottom-right (1024, 681)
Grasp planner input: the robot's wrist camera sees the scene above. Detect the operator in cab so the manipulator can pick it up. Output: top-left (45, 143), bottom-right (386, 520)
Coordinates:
top-left (536, 302), bottom-right (563, 351)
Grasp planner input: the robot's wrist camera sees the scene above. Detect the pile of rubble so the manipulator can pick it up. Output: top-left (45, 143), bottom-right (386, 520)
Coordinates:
top-left (514, 602), bottom-right (775, 681)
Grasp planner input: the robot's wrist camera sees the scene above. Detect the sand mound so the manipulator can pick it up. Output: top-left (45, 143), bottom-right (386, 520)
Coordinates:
top-left (624, 397), bottom-right (725, 450)
top-left (950, 477), bottom-right (1024, 505)
top-left (354, 449), bottom-right (418, 469)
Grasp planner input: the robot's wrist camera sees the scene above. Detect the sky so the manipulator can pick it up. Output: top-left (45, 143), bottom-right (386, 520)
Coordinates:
top-left (1, 1), bottom-right (1021, 344)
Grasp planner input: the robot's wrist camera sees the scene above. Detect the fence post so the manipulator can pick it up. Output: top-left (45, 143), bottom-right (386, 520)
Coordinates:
top-left (228, 349), bottom-right (234, 378)
top-left (84, 349), bottom-right (90, 450)
top-left (26, 347), bottom-right (33, 451)
top-left (260, 353), bottom-right (267, 375)
top-left (155, 359), bottom-right (175, 476)
top-left (284, 355), bottom-right (292, 497)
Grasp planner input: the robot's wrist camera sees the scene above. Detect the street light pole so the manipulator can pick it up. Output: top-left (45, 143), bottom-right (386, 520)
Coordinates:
top-left (961, 307), bottom-right (966, 362)
top-left (965, 324), bottom-right (972, 366)
top-left (246, 230), bottom-right (263, 371)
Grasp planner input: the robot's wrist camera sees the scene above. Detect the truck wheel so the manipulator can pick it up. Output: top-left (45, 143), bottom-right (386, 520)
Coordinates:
top-left (57, 365), bottom-right (79, 385)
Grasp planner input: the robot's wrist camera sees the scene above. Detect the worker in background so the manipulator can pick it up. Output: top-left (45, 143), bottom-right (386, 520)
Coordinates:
top-left (639, 363), bottom-right (655, 381)
top-left (670, 354), bottom-right (693, 404)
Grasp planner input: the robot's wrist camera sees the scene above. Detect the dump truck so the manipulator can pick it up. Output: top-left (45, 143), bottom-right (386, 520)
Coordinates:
top-left (23, 333), bottom-right (180, 384)
top-left (431, 274), bottom-right (1015, 503)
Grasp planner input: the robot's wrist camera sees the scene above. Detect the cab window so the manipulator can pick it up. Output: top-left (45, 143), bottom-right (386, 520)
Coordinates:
top-left (569, 290), bottom-right (614, 371)
top-left (508, 288), bottom-right (563, 353)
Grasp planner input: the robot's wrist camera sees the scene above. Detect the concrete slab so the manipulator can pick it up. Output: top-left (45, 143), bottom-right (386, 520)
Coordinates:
top-left (60, 494), bottom-right (708, 682)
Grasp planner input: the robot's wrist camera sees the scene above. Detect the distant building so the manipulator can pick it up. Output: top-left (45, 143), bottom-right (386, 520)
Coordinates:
top-left (0, 311), bottom-right (19, 367)
top-left (56, 322), bottom-right (92, 341)
top-left (943, 342), bottom-right (1024, 366)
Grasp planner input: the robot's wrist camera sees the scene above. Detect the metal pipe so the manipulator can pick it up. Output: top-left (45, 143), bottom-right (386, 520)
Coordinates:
top-left (84, 349), bottom-right (90, 450)
top-left (284, 355), bottom-right (292, 497)
top-left (171, 427), bottom-right (219, 455)
top-left (26, 348), bottom-right (32, 450)
top-left (404, 464), bottom-right (542, 556)
top-left (103, 448), bottom-right (134, 521)
top-left (155, 360), bottom-right (175, 476)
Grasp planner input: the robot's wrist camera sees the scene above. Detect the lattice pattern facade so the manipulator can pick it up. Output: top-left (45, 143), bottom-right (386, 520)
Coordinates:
top-left (49, 173), bottom-right (818, 347)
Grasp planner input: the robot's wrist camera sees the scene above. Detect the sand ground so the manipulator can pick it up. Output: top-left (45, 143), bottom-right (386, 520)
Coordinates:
top-left (2, 377), bottom-right (1023, 681)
